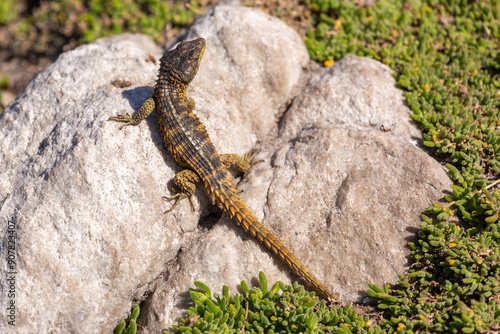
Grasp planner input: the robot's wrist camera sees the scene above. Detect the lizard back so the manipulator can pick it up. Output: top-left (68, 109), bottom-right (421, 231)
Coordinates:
top-left (154, 38), bottom-right (229, 190)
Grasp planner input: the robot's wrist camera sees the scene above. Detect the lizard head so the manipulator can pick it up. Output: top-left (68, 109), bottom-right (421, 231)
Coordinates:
top-left (160, 38), bottom-right (206, 85)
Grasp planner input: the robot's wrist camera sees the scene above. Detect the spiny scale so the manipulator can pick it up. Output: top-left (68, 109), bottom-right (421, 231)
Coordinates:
top-left (109, 37), bottom-right (339, 302)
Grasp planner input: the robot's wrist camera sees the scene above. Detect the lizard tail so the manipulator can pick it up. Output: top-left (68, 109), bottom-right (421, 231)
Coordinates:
top-left (207, 173), bottom-right (339, 302)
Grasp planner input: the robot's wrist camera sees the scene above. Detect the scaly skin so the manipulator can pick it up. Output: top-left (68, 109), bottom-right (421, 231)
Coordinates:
top-left (109, 38), bottom-right (339, 302)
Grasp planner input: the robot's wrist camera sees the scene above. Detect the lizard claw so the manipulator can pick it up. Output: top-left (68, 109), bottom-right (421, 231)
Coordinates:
top-left (243, 149), bottom-right (264, 169)
top-left (188, 196), bottom-right (195, 212)
top-left (109, 113), bottom-right (134, 129)
top-left (163, 190), bottom-right (195, 213)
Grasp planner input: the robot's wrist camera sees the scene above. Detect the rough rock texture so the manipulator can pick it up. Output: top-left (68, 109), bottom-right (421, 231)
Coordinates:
top-left (279, 56), bottom-right (422, 142)
top-left (0, 4), bottom-right (450, 334)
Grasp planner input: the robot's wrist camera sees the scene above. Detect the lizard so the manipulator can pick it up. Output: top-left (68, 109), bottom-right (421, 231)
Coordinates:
top-left (109, 37), bottom-right (339, 302)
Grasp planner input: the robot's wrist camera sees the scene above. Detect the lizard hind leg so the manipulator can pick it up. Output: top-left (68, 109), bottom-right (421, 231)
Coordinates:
top-left (163, 169), bottom-right (201, 213)
top-left (220, 149), bottom-right (263, 174)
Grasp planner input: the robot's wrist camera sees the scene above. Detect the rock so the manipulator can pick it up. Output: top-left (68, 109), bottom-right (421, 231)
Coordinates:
top-left (1, 32), bottom-right (169, 334)
top-left (279, 56), bottom-right (423, 143)
top-left (0, 4), bottom-right (309, 334)
top-left (0, 4), bottom-right (451, 334)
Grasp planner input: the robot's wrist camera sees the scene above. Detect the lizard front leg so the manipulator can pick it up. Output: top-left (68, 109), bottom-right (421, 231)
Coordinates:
top-left (163, 169), bottom-right (202, 213)
top-left (109, 97), bottom-right (156, 129)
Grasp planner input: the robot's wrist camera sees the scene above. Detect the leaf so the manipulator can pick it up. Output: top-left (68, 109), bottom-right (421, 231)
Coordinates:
top-left (446, 163), bottom-right (459, 175)
top-left (206, 299), bottom-right (220, 315)
top-left (127, 305), bottom-right (140, 322)
top-left (259, 271), bottom-right (268, 293)
top-left (485, 211), bottom-right (498, 223)
top-left (240, 280), bottom-right (250, 294)
top-left (271, 282), bottom-right (281, 296)
top-left (398, 75), bottom-right (411, 88)
top-left (368, 283), bottom-right (385, 294)
top-left (482, 188), bottom-right (494, 202)
top-left (190, 290), bottom-right (207, 305)
top-left (424, 141), bottom-right (436, 147)
top-left (307, 313), bottom-right (318, 330)
top-left (125, 319), bottom-right (136, 334)
top-left (115, 321), bottom-right (125, 334)
top-left (194, 281), bottom-right (212, 298)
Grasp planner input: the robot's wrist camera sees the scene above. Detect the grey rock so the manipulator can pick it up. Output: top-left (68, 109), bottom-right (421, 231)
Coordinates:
top-left (0, 4), bottom-right (451, 334)
top-left (94, 32), bottom-right (162, 54)
top-left (279, 55), bottom-right (422, 143)
top-left (0, 36), bottom-right (169, 334)
top-left (0, 5), bottom-right (309, 334)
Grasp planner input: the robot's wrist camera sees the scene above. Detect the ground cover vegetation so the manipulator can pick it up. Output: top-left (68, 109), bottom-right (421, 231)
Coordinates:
top-left (1, 0), bottom-right (499, 333)
top-left (302, 1), bottom-right (500, 332)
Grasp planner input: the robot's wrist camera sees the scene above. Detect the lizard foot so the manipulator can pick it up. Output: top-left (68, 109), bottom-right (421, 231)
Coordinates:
top-left (164, 169), bottom-right (200, 213)
top-left (109, 113), bottom-right (135, 130)
top-left (243, 149), bottom-right (264, 169)
top-left (221, 149), bottom-right (264, 173)
top-left (163, 190), bottom-right (195, 213)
